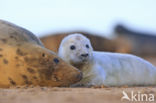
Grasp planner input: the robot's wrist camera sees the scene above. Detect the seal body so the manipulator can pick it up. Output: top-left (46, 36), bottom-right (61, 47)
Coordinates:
top-left (0, 20), bottom-right (82, 88)
top-left (58, 33), bottom-right (156, 86)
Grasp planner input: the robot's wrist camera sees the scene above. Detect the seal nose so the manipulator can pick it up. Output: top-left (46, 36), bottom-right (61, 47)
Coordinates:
top-left (81, 53), bottom-right (89, 57)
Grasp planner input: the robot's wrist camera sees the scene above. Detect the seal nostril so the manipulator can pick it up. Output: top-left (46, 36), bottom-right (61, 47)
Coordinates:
top-left (81, 54), bottom-right (89, 57)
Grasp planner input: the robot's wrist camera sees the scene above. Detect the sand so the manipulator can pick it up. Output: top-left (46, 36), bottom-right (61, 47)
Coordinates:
top-left (0, 86), bottom-right (156, 103)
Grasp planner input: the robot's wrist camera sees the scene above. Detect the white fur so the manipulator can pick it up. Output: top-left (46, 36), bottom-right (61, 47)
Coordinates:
top-left (58, 33), bottom-right (156, 86)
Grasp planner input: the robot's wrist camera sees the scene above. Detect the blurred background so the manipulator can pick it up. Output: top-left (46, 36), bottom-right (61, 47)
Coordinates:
top-left (1, 0), bottom-right (156, 37)
top-left (1, 0), bottom-right (156, 64)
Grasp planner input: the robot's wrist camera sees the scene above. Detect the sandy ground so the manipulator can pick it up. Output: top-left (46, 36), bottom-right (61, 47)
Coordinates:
top-left (0, 57), bottom-right (156, 103)
top-left (0, 86), bottom-right (156, 103)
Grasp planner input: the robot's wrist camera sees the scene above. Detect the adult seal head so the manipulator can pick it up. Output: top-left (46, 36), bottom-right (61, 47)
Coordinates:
top-left (0, 20), bottom-right (82, 88)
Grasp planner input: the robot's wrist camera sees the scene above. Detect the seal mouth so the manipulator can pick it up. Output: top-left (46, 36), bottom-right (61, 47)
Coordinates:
top-left (79, 56), bottom-right (89, 62)
top-left (82, 59), bottom-right (88, 62)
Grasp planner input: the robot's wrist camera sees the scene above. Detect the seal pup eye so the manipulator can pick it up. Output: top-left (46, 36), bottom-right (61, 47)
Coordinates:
top-left (86, 44), bottom-right (89, 48)
top-left (70, 45), bottom-right (76, 50)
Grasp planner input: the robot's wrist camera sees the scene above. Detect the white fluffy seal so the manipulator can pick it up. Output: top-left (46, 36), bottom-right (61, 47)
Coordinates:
top-left (58, 33), bottom-right (156, 86)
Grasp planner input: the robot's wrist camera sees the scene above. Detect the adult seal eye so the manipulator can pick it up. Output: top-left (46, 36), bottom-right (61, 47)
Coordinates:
top-left (53, 58), bottom-right (59, 64)
top-left (70, 45), bottom-right (76, 50)
top-left (86, 44), bottom-right (89, 48)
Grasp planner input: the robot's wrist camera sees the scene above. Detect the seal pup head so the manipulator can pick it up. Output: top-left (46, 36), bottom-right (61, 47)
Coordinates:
top-left (58, 33), bottom-right (93, 66)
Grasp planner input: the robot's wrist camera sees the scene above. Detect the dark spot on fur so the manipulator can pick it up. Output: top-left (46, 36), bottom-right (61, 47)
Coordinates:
top-left (15, 56), bottom-right (19, 60)
top-left (9, 35), bottom-right (17, 40)
top-left (0, 48), bottom-right (3, 51)
top-left (33, 76), bottom-right (37, 79)
top-left (16, 64), bottom-right (20, 67)
top-left (27, 67), bottom-right (35, 73)
top-left (24, 57), bottom-right (55, 80)
top-left (10, 35), bottom-right (14, 38)
top-left (22, 75), bottom-right (27, 80)
top-left (38, 68), bottom-right (54, 80)
top-left (0, 39), bottom-right (7, 43)
top-left (53, 58), bottom-right (59, 64)
top-left (21, 75), bottom-right (32, 84)
top-left (16, 48), bottom-right (27, 56)
top-left (8, 78), bottom-right (16, 85)
top-left (27, 81), bottom-right (32, 85)
top-left (24, 57), bottom-right (29, 62)
top-left (3, 59), bottom-right (8, 64)
top-left (0, 54), bottom-right (3, 57)
top-left (42, 53), bottom-right (45, 57)
top-left (24, 57), bottom-right (51, 68)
